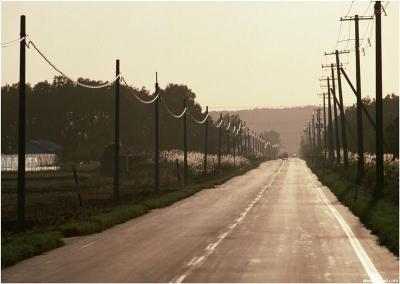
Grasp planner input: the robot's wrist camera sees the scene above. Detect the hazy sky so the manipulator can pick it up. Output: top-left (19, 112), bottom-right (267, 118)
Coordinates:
top-left (1, 1), bottom-right (399, 110)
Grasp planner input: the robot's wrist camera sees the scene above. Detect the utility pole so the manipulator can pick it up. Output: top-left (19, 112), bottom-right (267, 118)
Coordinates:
top-left (322, 64), bottom-right (341, 163)
top-left (226, 117), bottom-right (230, 155)
top-left (251, 133), bottom-right (254, 156)
top-left (247, 129), bottom-right (250, 156)
top-left (375, 1), bottom-right (384, 194)
top-left (331, 64), bottom-right (341, 163)
top-left (240, 124), bottom-right (243, 155)
top-left (217, 113), bottom-right (222, 170)
top-left (155, 72), bottom-right (160, 192)
top-left (232, 124), bottom-right (236, 164)
top-left (336, 51), bottom-right (350, 168)
top-left (308, 122), bottom-right (312, 157)
top-left (244, 128), bottom-right (248, 156)
top-left (317, 108), bottom-right (322, 153)
top-left (312, 111), bottom-right (316, 157)
top-left (114, 59), bottom-right (120, 201)
top-left (17, 15), bottom-right (26, 231)
top-left (341, 15), bottom-right (372, 182)
top-left (317, 93), bottom-right (327, 157)
top-left (320, 77), bottom-right (335, 161)
top-left (183, 98), bottom-right (188, 185)
top-left (325, 50), bottom-right (350, 168)
top-left (327, 78), bottom-right (335, 161)
top-left (203, 106), bottom-right (209, 174)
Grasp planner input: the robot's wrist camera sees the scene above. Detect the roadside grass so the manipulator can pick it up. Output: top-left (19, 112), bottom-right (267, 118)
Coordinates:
top-left (1, 157), bottom-right (264, 268)
top-left (308, 161), bottom-right (399, 256)
top-left (1, 231), bottom-right (64, 268)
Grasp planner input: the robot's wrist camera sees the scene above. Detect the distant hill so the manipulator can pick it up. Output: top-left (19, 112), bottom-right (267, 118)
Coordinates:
top-left (210, 106), bottom-right (315, 154)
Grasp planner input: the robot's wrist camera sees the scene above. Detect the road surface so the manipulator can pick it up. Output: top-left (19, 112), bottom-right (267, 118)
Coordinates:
top-left (2, 158), bottom-right (399, 283)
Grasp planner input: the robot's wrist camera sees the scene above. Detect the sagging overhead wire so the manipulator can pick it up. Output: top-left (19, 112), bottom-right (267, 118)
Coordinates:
top-left (225, 120), bottom-right (231, 130)
top-left (159, 95), bottom-right (187, 118)
top-left (27, 40), bottom-right (120, 88)
top-left (215, 119), bottom-right (223, 128)
top-left (190, 112), bottom-right (209, 124)
top-left (1, 36), bottom-right (26, 48)
top-left (121, 77), bottom-right (159, 104)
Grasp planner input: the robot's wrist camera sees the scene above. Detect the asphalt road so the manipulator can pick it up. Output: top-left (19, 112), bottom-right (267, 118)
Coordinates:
top-left (2, 158), bottom-right (399, 283)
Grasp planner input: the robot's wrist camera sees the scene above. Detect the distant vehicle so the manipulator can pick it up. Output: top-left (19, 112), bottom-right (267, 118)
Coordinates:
top-left (281, 152), bottom-right (288, 160)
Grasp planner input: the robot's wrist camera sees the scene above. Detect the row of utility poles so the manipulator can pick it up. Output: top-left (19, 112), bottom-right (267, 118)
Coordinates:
top-left (302, 1), bottom-right (385, 196)
top-left (14, 15), bottom-right (278, 231)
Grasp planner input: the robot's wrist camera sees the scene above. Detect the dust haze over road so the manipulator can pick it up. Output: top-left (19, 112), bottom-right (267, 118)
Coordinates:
top-left (2, 159), bottom-right (398, 283)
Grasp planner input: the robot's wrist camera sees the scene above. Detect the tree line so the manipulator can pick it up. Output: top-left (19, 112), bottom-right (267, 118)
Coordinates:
top-left (2, 76), bottom-right (281, 162)
top-left (341, 94), bottom-right (398, 157)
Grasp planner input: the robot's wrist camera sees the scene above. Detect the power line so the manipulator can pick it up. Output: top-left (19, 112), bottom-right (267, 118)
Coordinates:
top-left (225, 120), bottom-right (231, 130)
top-left (362, 1), bottom-right (373, 16)
top-left (335, 1), bottom-right (355, 50)
top-left (159, 95), bottom-right (187, 118)
top-left (215, 119), bottom-right (223, 128)
top-left (345, 1), bottom-right (355, 18)
top-left (27, 40), bottom-right (120, 88)
top-left (383, 1), bottom-right (390, 10)
top-left (1, 36), bottom-right (26, 48)
top-left (346, 19), bottom-right (352, 50)
top-left (190, 112), bottom-right (209, 124)
top-left (335, 21), bottom-right (343, 50)
top-left (121, 76), bottom-right (159, 104)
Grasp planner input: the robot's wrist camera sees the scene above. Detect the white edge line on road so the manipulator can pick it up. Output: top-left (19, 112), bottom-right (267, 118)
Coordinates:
top-left (305, 167), bottom-right (384, 284)
top-left (80, 241), bottom-right (96, 249)
top-left (171, 160), bottom-right (286, 283)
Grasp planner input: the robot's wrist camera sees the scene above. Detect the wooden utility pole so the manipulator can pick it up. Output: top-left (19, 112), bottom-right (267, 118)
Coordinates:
top-left (203, 106), bottom-right (208, 174)
top-left (325, 50), bottom-right (350, 168)
top-left (114, 60), bottom-right (120, 201)
top-left (317, 93), bottom-right (327, 157)
top-left (217, 113), bottom-right (222, 170)
top-left (322, 64), bottom-right (341, 163)
top-left (247, 131), bottom-right (250, 155)
top-left (312, 111), bottom-right (316, 156)
top-left (330, 64), bottom-right (341, 163)
top-left (244, 128), bottom-right (248, 156)
top-left (226, 117), bottom-right (230, 155)
top-left (341, 15), bottom-right (372, 182)
top-left (327, 78), bottom-right (335, 161)
top-left (356, 14), bottom-right (366, 181)
top-left (17, 15), bottom-right (26, 231)
top-left (308, 122), bottom-right (312, 156)
top-left (232, 124), bottom-right (236, 163)
top-left (155, 72), bottom-right (160, 192)
top-left (375, 1), bottom-right (384, 194)
top-left (336, 51), bottom-right (350, 168)
top-left (317, 109), bottom-right (322, 152)
top-left (183, 99), bottom-right (188, 185)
